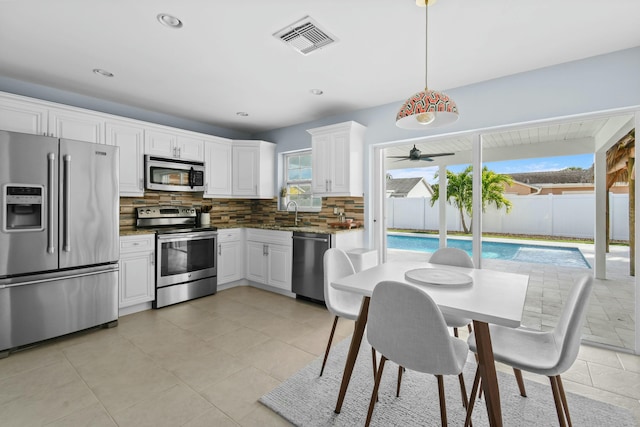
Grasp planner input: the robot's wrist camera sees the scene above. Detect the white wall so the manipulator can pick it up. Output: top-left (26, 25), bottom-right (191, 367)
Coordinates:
top-left (386, 193), bottom-right (630, 240)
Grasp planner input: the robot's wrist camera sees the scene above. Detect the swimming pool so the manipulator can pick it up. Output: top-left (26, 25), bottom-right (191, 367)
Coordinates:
top-left (387, 234), bottom-right (591, 269)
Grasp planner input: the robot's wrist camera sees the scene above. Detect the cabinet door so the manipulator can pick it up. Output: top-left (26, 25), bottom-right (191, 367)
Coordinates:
top-left (145, 129), bottom-right (177, 158)
top-left (49, 108), bottom-right (105, 143)
top-left (311, 134), bottom-right (331, 194)
top-left (176, 135), bottom-right (204, 161)
top-left (0, 96), bottom-right (48, 135)
top-left (245, 241), bottom-right (268, 283)
top-left (233, 145), bottom-right (259, 196)
top-left (267, 244), bottom-right (292, 291)
top-left (119, 252), bottom-right (155, 308)
top-left (204, 139), bottom-right (232, 197)
top-left (106, 121), bottom-right (145, 196)
top-left (218, 240), bottom-right (243, 284)
top-left (329, 131), bottom-right (350, 194)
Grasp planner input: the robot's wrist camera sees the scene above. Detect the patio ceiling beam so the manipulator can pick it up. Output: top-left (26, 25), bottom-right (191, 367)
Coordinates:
top-left (594, 116), bottom-right (635, 153)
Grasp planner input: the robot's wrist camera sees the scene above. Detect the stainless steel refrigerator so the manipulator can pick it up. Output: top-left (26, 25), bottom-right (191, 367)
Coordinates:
top-left (0, 130), bottom-right (119, 355)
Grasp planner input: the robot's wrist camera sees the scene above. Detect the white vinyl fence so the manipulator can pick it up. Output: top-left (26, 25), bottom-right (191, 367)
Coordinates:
top-left (386, 193), bottom-right (629, 241)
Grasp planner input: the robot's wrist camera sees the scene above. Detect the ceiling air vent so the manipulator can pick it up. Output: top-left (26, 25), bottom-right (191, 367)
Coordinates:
top-left (273, 16), bottom-right (338, 55)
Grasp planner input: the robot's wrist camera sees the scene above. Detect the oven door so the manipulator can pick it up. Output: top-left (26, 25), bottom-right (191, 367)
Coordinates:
top-left (156, 231), bottom-right (217, 287)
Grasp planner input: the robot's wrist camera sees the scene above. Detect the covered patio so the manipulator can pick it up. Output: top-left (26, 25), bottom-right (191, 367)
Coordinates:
top-left (379, 111), bottom-right (638, 352)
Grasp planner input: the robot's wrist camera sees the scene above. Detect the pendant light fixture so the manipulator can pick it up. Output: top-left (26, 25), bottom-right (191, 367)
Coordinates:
top-left (396, 0), bottom-right (458, 129)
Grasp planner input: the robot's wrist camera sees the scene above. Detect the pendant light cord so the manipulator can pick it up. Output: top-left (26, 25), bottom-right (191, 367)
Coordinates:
top-left (424, 4), bottom-right (429, 91)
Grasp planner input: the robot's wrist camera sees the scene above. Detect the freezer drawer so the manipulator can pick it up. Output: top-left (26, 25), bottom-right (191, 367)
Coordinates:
top-left (0, 265), bottom-right (118, 353)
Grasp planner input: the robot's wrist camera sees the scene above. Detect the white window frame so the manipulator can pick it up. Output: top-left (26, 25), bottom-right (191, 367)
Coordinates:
top-left (282, 150), bottom-right (321, 212)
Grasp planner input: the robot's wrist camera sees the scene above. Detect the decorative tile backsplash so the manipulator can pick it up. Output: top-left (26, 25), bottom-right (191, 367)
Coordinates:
top-left (120, 191), bottom-right (364, 227)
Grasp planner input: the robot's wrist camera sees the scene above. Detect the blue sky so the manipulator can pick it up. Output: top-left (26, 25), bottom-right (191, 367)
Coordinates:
top-left (388, 153), bottom-right (595, 184)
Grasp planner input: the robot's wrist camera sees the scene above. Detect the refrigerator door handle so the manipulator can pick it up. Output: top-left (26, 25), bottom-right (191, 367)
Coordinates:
top-left (63, 154), bottom-right (71, 252)
top-left (47, 152), bottom-right (56, 254)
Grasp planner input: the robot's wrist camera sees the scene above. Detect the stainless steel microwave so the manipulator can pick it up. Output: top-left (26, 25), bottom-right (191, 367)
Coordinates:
top-left (145, 155), bottom-right (205, 192)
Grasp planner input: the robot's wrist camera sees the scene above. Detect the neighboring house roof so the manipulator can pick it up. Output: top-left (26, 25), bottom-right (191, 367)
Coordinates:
top-left (507, 165), bottom-right (594, 185)
top-left (386, 177), bottom-right (432, 198)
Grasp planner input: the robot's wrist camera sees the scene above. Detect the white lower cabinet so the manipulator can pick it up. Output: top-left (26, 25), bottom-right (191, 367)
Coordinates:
top-left (245, 229), bottom-right (292, 291)
top-left (217, 229), bottom-right (244, 285)
top-left (119, 234), bottom-right (155, 308)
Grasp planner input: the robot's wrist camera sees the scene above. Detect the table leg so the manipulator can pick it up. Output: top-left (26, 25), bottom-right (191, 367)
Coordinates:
top-left (472, 320), bottom-right (502, 427)
top-left (334, 296), bottom-right (370, 414)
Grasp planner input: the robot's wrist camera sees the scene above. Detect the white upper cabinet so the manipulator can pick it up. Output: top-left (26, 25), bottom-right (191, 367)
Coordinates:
top-left (48, 108), bottom-right (105, 143)
top-left (204, 137), bottom-right (233, 197)
top-left (232, 140), bottom-right (275, 198)
top-left (105, 120), bottom-right (145, 196)
top-left (0, 94), bottom-right (104, 143)
top-left (0, 95), bottom-right (48, 135)
top-left (308, 121), bottom-right (366, 197)
top-left (145, 128), bottom-right (204, 161)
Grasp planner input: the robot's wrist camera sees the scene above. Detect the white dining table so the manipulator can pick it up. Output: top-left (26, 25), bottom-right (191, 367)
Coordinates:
top-left (331, 261), bottom-right (530, 427)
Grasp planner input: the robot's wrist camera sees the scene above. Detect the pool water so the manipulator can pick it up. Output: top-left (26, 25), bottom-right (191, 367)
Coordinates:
top-left (387, 234), bottom-right (591, 269)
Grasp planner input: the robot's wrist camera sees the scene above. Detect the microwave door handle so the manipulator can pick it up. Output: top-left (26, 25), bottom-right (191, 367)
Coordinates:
top-left (189, 167), bottom-right (194, 188)
top-left (63, 154), bottom-right (71, 252)
top-left (47, 152), bottom-right (55, 254)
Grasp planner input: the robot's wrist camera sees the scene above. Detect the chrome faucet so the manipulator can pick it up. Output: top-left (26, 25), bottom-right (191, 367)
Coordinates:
top-left (286, 200), bottom-right (299, 226)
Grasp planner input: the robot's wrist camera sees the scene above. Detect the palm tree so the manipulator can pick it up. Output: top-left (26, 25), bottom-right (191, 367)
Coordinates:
top-left (431, 166), bottom-right (513, 233)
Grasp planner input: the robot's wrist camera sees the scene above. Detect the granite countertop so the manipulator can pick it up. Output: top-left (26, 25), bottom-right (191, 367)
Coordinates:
top-left (120, 223), bottom-right (363, 237)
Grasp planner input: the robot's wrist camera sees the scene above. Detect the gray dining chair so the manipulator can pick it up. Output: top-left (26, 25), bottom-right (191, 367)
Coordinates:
top-left (429, 247), bottom-right (474, 338)
top-left (365, 280), bottom-right (471, 427)
top-left (321, 248), bottom-right (372, 376)
top-left (465, 274), bottom-right (594, 427)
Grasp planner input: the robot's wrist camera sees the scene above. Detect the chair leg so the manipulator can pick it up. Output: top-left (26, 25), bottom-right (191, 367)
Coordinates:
top-left (453, 327), bottom-right (459, 338)
top-left (371, 347), bottom-right (377, 377)
top-left (436, 375), bottom-right (448, 427)
top-left (514, 368), bottom-right (527, 397)
top-left (556, 375), bottom-right (572, 427)
top-left (397, 366), bottom-right (404, 397)
top-left (320, 316), bottom-right (338, 377)
top-left (458, 372), bottom-right (470, 409)
top-left (549, 376), bottom-right (568, 427)
top-left (464, 368), bottom-right (481, 427)
top-left (467, 323), bottom-right (473, 334)
top-left (365, 354), bottom-right (387, 427)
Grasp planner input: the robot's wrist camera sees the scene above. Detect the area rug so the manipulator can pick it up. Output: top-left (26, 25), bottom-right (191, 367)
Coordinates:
top-left (260, 337), bottom-right (638, 426)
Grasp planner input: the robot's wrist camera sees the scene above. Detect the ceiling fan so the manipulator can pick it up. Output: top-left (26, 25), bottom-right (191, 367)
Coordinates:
top-left (387, 145), bottom-right (454, 161)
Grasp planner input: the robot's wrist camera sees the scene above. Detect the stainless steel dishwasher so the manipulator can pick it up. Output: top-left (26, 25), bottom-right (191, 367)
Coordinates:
top-left (291, 231), bottom-right (332, 303)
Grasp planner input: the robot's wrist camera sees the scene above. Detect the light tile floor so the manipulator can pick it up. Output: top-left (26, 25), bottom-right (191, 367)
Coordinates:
top-left (0, 286), bottom-right (639, 426)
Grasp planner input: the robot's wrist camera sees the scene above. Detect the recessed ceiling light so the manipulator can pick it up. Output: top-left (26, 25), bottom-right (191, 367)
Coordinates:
top-left (236, 112), bottom-right (249, 117)
top-left (310, 89), bottom-right (324, 95)
top-left (93, 68), bottom-right (114, 77)
top-left (157, 13), bottom-right (183, 28)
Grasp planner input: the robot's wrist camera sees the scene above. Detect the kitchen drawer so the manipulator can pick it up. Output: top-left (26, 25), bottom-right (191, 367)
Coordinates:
top-left (245, 228), bottom-right (292, 246)
top-left (120, 234), bottom-right (155, 254)
top-left (218, 228), bottom-right (243, 243)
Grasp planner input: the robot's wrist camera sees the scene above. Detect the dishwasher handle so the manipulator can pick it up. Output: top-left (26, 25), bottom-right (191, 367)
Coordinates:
top-left (292, 235), bottom-right (329, 243)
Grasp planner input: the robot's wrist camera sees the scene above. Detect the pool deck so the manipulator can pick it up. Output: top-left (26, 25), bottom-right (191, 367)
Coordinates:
top-left (388, 239), bottom-right (636, 351)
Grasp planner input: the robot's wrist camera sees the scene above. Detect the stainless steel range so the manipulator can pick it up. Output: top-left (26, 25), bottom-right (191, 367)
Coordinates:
top-left (136, 206), bottom-right (217, 308)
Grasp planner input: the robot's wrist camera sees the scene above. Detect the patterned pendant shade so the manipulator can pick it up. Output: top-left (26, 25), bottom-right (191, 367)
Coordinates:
top-left (396, 89), bottom-right (458, 129)
top-left (396, 3), bottom-right (459, 129)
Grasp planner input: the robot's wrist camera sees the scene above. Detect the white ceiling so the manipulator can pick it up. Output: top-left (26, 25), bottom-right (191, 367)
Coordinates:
top-left (0, 0), bottom-right (638, 134)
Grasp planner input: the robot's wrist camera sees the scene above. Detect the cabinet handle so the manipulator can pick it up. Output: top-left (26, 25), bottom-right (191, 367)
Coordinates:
top-left (218, 244), bottom-right (222, 256)
top-left (177, 147), bottom-right (181, 158)
top-left (329, 179), bottom-right (332, 191)
top-left (150, 253), bottom-right (155, 265)
top-left (139, 178), bottom-right (144, 190)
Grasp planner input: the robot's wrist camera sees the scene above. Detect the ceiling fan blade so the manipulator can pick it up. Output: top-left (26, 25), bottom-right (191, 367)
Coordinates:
top-left (387, 155), bottom-right (411, 159)
top-left (418, 152), bottom-right (455, 159)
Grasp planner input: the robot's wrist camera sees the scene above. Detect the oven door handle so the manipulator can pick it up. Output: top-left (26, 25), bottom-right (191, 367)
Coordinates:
top-left (157, 231), bottom-right (218, 241)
